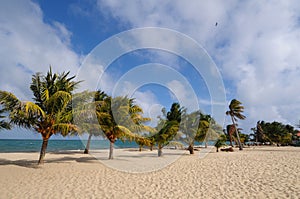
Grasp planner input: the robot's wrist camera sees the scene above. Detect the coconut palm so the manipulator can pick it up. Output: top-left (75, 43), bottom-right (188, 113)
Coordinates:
top-left (180, 110), bottom-right (200, 154)
top-left (0, 68), bottom-right (80, 164)
top-left (194, 113), bottom-right (222, 149)
top-left (226, 124), bottom-right (235, 146)
top-left (72, 90), bottom-right (108, 154)
top-left (154, 103), bottom-right (182, 157)
top-left (195, 114), bottom-right (213, 148)
top-left (95, 95), bottom-right (152, 159)
top-left (215, 134), bottom-right (227, 152)
top-left (226, 124), bottom-right (242, 147)
top-left (226, 99), bottom-right (246, 150)
top-left (181, 111), bottom-right (216, 154)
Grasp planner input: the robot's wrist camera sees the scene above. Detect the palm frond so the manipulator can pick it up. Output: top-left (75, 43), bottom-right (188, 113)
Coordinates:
top-left (0, 91), bottom-right (21, 111)
top-left (47, 91), bottom-right (72, 113)
top-left (24, 101), bottom-right (45, 118)
top-left (53, 123), bottom-right (78, 136)
top-left (227, 99), bottom-right (246, 121)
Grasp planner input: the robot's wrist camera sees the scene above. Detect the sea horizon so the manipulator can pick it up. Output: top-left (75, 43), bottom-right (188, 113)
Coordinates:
top-left (0, 139), bottom-right (140, 153)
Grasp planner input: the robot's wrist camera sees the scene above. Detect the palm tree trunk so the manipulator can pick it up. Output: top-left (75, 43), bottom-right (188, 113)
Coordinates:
top-left (38, 136), bottom-right (49, 165)
top-left (109, 141), bottom-right (114, 159)
top-left (216, 147), bottom-right (219, 152)
top-left (229, 135), bottom-right (233, 147)
top-left (188, 144), bottom-right (194, 154)
top-left (227, 125), bottom-right (233, 147)
top-left (231, 116), bottom-right (243, 150)
top-left (158, 144), bottom-right (163, 157)
top-left (84, 134), bottom-right (92, 154)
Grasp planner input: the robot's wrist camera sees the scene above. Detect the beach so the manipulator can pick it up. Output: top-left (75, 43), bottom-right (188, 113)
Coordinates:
top-left (0, 146), bottom-right (299, 199)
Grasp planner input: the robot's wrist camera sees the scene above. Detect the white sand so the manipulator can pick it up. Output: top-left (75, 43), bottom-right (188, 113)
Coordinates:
top-left (0, 146), bottom-right (299, 198)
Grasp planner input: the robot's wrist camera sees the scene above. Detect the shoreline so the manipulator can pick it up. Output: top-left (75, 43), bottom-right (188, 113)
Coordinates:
top-left (1, 146), bottom-right (299, 198)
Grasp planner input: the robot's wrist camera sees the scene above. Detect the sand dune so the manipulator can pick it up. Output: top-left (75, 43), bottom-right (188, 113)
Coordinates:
top-left (0, 146), bottom-right (299, 198)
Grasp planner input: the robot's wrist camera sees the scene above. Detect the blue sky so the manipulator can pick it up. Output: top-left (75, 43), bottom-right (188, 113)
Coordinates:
top-left (1, 0), bottom-right (300, 139)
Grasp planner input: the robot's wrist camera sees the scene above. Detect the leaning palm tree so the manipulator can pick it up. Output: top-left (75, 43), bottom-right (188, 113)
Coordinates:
top-left (226, 99), bottom-right (246, 150)
top-left (181, 110), bottom-right (215, 154)
top-left (196, 113), bottom-right (212, 148)
top-left (0, 68), bottom-right (80, 164)
top-left (180, 110), bottom-right (200, 154)
top-left (72, 90), bottom-right (107, 154)
top-left (226, 124), bottom-right (235, 147)
top-left (154, 103), bottom-right (182, 157)
top-left (96, 95), bottom-right (152, 159)
top-left (215, 134), bottom-right (227, 152)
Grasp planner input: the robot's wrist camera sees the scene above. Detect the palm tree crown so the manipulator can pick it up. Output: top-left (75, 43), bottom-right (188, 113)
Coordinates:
top-left (226, 99), bottom-right (246, 121)
top-left (226, 99), bottom-right (246, 150)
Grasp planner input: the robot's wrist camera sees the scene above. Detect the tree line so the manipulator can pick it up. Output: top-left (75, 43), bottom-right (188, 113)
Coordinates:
top-left (1, 67), bottom-right (298, 164)
top-left (0, 68), bottom-right (225, 164)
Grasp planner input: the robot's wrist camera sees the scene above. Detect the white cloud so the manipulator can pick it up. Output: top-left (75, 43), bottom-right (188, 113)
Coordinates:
top-left (98, 0), bottom-right (300, 131)
top-left (0, 0), bottom-right (80, 100)
top-left (166, 80), bottom-right (199, 112)
top-left (132, 90), bottom-right (163, 127)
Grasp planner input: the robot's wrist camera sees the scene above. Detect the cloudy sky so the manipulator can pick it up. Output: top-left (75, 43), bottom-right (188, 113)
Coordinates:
top-left (1, 0), bottom-right (300, 139)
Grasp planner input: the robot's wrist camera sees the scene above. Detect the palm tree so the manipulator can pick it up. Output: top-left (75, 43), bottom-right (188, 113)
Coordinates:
top-left (0, 68), bottom-right (80, 164)
top-left (215, 134), bottom-right (227, 152)
top-left (96, 96), bottom-right (152, 159)
top-left (226, 124), bottom-right (234, 146)
top-left (226, 99), bottom-right (246, 150)
top-left (180, 110), bottom-right (200, 154)
top-left (154, 103), bottom-right (182, 157)
top-left (0, 108), bottom-right (10, 130)
top-left (194, 114), bottom-right (221, 149)
top-left (72, 90), bottom-right (107, 154)
top-left (226, 124), bottom-right (242, 147)
top-left (197, 114), bottom-right (213, 148)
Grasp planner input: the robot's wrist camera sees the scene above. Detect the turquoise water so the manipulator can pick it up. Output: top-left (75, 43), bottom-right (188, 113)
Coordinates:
top-left (0, 139), bottom-right (139, 152)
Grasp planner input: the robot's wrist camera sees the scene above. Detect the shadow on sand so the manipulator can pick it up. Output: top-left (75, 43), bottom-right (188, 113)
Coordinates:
top-left (0, 152), bottom-right (98, 169)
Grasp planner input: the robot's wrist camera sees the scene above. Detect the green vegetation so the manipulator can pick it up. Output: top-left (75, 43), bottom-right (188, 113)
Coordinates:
top-left (72, 90), bottom-right (107, 154)
top-left (0, 67), bottom-right (80, 164)
top-left (95, 95), bottom-right (152, 159)
top-left (153, 103), bottom-right (182, 157)
top-left (214, 134), bottom-right (227, 152)
top-left (0, 108), bottom-right (10, 130)
top-left (194, 114), bottom-right (221, 149)
top-left (252, 121), bottom-right (298, 146)
top-left (180, 110), bottom-right (201, 154)
top-left (226, 99), bottom-right (246, 150)
top-left (2, 66), bottom-right (300, 165)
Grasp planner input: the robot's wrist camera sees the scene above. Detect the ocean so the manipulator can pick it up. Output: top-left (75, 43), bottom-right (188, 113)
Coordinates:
top-left (0, 139), bottom-right (139, 152)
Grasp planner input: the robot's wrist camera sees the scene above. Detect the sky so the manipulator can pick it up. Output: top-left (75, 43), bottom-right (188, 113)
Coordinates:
top-left (1, 0), bottom-right (300, 139)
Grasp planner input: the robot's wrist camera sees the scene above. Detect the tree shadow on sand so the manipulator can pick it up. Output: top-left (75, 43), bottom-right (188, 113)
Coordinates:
top-left (0, 158), bottom-right (39, 168)
top-left (0, 153), bottom-right (98, 168)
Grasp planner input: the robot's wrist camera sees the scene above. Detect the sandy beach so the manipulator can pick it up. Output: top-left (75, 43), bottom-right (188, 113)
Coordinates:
top-left (0, 146), bottom-right (299, 199)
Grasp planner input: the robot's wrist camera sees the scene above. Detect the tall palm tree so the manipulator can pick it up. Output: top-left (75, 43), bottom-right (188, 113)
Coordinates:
top-left (96, 96), bottom-right (152, 159)
top-left (226, 99), bottom-right (246, 150)
top-left (0, 68), bottom-right (80, 164)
